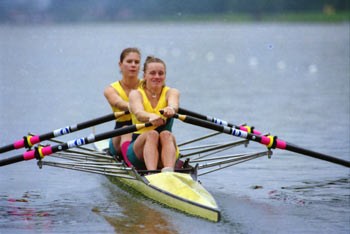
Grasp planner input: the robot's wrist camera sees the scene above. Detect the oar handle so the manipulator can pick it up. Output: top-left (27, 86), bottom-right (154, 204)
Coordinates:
top-left (178, 108), bottom-right (215, 123)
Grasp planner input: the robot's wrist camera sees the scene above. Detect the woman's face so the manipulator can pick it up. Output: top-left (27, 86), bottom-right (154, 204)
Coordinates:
top-left (119, 52), bottom-right (140, 78)
top-left (144, 62), bottom-right (166, 89)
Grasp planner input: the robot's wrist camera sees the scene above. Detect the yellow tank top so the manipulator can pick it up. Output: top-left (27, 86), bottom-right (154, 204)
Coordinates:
top-left (131, 86), bottom-right (170, 134)
top-left (110, 80), bottom-right (142, 122)
top-left (131, 86), bottom-right (180, 159)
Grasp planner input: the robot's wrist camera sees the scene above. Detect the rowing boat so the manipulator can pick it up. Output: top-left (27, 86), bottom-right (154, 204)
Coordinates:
top-left (29, 128), bottom-right (268, 222)
top-left (93, 140), bottom-right (221, 222)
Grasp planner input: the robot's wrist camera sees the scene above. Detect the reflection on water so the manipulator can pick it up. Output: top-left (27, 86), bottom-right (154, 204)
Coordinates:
top-left (93, 180), bottom-right (178, 234)
top-left (1, 191), bottom-right (53, 233)
top-left (281, 177), bottom-right (350, 203)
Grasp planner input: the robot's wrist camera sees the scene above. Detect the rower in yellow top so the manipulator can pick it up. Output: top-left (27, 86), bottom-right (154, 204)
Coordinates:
top-left (104, 48), bottom-right (143, 158)
top-left (128, 56), bottom-right (180, 171)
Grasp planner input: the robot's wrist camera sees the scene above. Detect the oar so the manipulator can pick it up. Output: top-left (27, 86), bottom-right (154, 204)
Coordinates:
top-left (178, 107), bottom-right (262, 135)
top-left (0, 122), bottom-right (151, 167)
top-left (0, 111), bottom-right (129, 154)
top-left (173, 113), bottom-right (350, 168)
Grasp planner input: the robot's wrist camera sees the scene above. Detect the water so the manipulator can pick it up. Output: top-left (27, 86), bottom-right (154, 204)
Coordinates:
top-left (0, 22), bottom-right (349, 234)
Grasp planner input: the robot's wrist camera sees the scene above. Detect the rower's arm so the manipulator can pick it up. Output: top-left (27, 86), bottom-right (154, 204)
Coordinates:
top-left (161, 88), bottom-right (180, 118)
top-left (166, 88), bottom-right (180, 112)
top-left (104, 85), bottom-right (129, 111)
top-left (129, 90), bottom-right (149, 122)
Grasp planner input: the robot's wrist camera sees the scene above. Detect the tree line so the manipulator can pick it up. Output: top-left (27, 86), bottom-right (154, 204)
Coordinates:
top-left (0, 0), bottom-right (349, 23)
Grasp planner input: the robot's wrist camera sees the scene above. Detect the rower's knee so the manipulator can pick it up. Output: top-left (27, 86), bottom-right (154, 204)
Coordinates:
top-left (159, 131), bottom-right (174, 143)
top-left (147, 130), bottom-right (160, 143)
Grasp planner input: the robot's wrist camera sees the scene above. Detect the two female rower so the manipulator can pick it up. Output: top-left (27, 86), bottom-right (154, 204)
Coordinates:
top-left (127, 56), bottom-right (180, 171)
top-left (104, 48), bottom-right (179, 171)
top-left (104, 48), bottom-right (142, 157)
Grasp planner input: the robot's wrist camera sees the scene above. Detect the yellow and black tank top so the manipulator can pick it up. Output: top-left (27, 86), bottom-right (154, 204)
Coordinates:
top-left (109, 80), bottom-right (142, 124)
top-left (131, 86), bottom-right (174, 137)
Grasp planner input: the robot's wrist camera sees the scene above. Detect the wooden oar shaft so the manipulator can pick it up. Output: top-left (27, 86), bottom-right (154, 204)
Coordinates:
top-left (0, 111), bottom-right (128, 153)
top-left (178, 107), bottom-right (262, 135)
top-left (175, 114), bottom-right (350, 168)
top-left (0, 122), bottom-right (150, 167)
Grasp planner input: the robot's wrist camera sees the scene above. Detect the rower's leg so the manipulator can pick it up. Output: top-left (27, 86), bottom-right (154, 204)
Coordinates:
top-left (133, 130), bottom-right (160, 170)
top-left (120, 133), bottom-right (132, 148)
top-left (144, 131), bottom-right (160, 170)
top-left (115, 127), bottom-right (133, 154)
top-left (112, 136), bottom-right (121, 154)
top-left (159, 131), bottom-right (176, 169)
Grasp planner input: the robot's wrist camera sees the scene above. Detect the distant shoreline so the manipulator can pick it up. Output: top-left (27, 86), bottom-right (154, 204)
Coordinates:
top-left (159, 11), bottom-right (350, 23)
top-left (1, 11), bottom-right (349, 24)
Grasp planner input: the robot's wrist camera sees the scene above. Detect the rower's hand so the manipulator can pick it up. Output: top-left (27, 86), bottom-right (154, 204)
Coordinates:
top-left (149, 114), bottom-right (166, 127)
top-left (161, 106), bottom-right (176, 118)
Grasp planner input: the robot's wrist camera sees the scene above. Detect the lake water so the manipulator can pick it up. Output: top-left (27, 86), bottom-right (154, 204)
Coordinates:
top-left (0, 22), bottom-right (349, 234)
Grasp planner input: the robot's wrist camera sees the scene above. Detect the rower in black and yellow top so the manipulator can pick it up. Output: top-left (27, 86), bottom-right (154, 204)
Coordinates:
top-left (127, 56), bottom-right (180, 171)
top-left (131, 86), bottom-right (173, 135)
top-left (104, 47), bottom-right (142, 157)
top-left (109, 80), bottom-right (143, 127)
